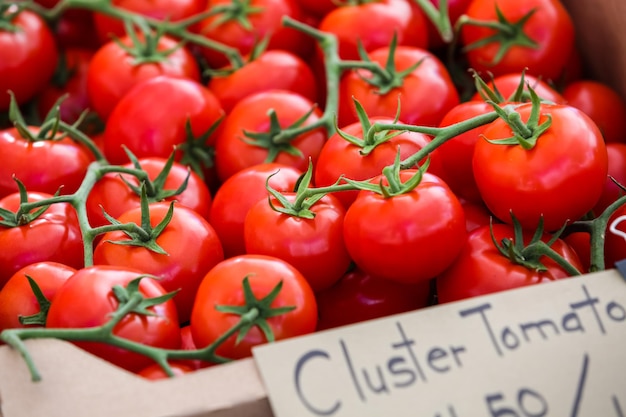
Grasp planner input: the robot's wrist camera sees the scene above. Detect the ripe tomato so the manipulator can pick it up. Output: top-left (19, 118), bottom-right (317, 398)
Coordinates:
top-left (0, 126), bottom-right (95, 198)
top-left (317, 0), bottom-right (429, 61)
top-left (209, 163), bottom-right (303, 258)
top-left (0, 192), bottom-right (84, 289)
top-left (0, 262), bottom-right (76, 332)
top-left (207, 49), bottom-right (318, 113)
top-left (562, 80), bottom-right (626, 144)
top-left (244, 193), bottom-right (351, 292)
top-left (314, 116), bottom-right (442, 209)
top-left (473, 102), bottom-right (608, 231)
top-left (138, 361), bottom-right (195, 379)
top-left (315, 267), bottom-right (432, 331)
top-left (194, 0), bottom-right (312, 68)
top-left (295, 0), bottom-right (335, 18)
top-left (46, 266), bottom-right (182, 373)
top-left (593, 143), bottom-right (626, 216)
top-left (0, 7), bottom-right (59, 111)
top-left (436, 223), bottom-right (583, 303)
top-left (93, 0), bottom-right (206, 44)
top-left (459, 0), bottom-right (574, 81)
top-left (191, 254), bottom-right (317, 359)
top-left (87, 34), bottom-right (201, 121)
top-left (93, 202), bottom-right (224, 324)
top-left (36, 48), bottom-right (96, 130)
top-left (86, 156), bottom-right (213, 228)
top-left (343, 170), bottom-right (467, 284)
top-left (338, 46), bottom-right (459, 128)
top-left (213, 90), bottom-right (326, 183)
top-left (103, 76), bottom-right (225, 166)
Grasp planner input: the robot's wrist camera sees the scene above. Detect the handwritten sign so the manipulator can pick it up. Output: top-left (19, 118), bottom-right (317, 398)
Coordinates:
top-left (253, 269), bottom-right (626, 417)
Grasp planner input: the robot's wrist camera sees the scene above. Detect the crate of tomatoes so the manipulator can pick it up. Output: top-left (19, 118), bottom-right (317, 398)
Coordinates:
top-left (0, 0), bottom-right (625, 416)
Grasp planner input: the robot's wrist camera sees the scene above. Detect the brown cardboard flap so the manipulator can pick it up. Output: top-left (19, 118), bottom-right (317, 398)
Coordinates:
top-left (561, 0), bottom-right (626, 99)
top-left (0, 339), bottom-right (272, 417)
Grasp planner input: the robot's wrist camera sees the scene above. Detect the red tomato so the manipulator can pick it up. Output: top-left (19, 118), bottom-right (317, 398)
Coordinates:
top-left (471, 72), bottom-right (566, 104)
top-left (563, 232), bottom-right (591, 274)
top-left (0, 262), bottom-right (76, 332)
top-left (338, 46), bottom-right (459, 128)
top-left (87, 34), bottom-right (201, 120)
top-left (103, 76), bottom-right (225, 165)
top-left (314, 116), bottom-right (442, 209)
top-left (316, 267), bottom-right (432, 331)
top-left (46, 266), bottom-right (182, 373)
top-left (53, 9), bottom-right (100, 50)
top-left (207, 49), bottom-right (317, 113)
top-left (473, 102), bottom-right (608, 231)
top-left (194, 0), bottom-right (312, 68)
top-left (459, 0), bottom-right (574, 81)
top-left (209, 163), bottom-right (303, 258)
top-left (93, 202), bottom-right (224, 324)
top-left (86, 156), bottom-right (213, 228)
top-left (593, 143), bottom-right (626, 216)
top-left (562, 80), bottom-right (626, 144)
top-left (244, 193), bottom-right (351, 292)
top-left (435, 100), bottom-right (494, 203)
top-left (343, 170), bottom-right (467, 284)
top-left (93, 0), bottom-right (206, 44)
top-left (317, 0), bottom-right (429, 61)
top-left (0, 126), bottom-right (95, 198)
top-left (295, 0), bottom-right (335, 18)
top-left (191, 254), bottom-right (317, 359)
top-left (460, 198), bottom-right (494, 232)
top-left (0, 7), bottom-right (59, 111)
top-left (0, 192), bottom-right (84, 288)
top-left (36, 48), bottom-right (95, 128)
top-left (213, 90), bottom-right (326, 183)
top-left (138, 361), bottom-right (196, 379)
top-left (436, 223), bottom-right (583, 303)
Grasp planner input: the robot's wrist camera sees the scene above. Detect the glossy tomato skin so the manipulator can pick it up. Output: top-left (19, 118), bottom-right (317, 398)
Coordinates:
top-left (195, 0), bottom-right (311, 68)
top-left (0, 8), bottom-right (59, 111)
top-left (460, 0), bottom-right (574, 81)
top-left (46, 266), bottom-right (182, 373)
top-left (86, 156), bottom-right (212, 228)
top-left (316, 267), bottom-right (432, 331)
top-left (562, 80), bottom-right (626, 144)
top-left (0, 127), bottom-right (95, 198)
top-left (593, 143), bottom-right (626, 216)
top-left (93, 202), bottom-right (224, 324)
top-left (93, 0), bottom-right (206, 44)
top-left (244, 193), bottom-right (350, 292)
top-left (207, 50), bottom-right (317, 113)
top-left (103, 76), bottom-right (225, 165)
top-left (214, 90), bottom-right (326, 183)
top-left (343, 170), bottom-right (467, 284)
top-left (314, 117), bottom-right (443, 209)
top-left (435, 100), bottom-right (494, 203)
top-left (317, 0), bottom-right (429, 61)
top-left (0, 262), bottom-right (76, 332)
top-left (338, 46), bottom-right (459, 128)
top-left (190, 254), bottom-right (317, 359)
top-left (87, 34), bottom-right (201, 121)
top-left (473, 103), bottom-right (608, 231)
top-left (436, 223), bottom-right (583, 303)
top-left (0, 192), bottom-right (84, 288)
top-left (209, 163), bottom-right (303, 258)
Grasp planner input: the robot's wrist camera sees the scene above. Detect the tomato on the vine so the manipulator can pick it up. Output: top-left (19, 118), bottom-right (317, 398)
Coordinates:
top-left (190, 254), bottom-right (317, 359)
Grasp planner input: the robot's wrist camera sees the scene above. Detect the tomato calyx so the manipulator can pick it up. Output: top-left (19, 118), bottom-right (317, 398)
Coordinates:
top-left (215, 276), bottom-right (296, 344)
top-left (337, 98), bottom-right (404, 156)
top-left (177, 117), bottom-right (222, 180)
top-left (0, 3), bottom-right (22, 32)
top-left (414, 0), bottom-right (454, 43)
top-left (113, 20), bottom-right (185, 66)
top-left (112, 276), bottom-right (179, 317)
top-left (458, 5), bottom-right (538, 66)
top-left (354, 34), bottom-right (424, 95)
top-left (265, 160), bottom-right (326, 219)
top-left (207, 0), bottom-right (264, 31)
top-left (485, 86), bottom-right (551, 150)
top-left (99, 185), bottom-right (173, 255)
top-left (0, 180), bottom-right (59, 227)
top-left (243, 106), bottom-right (318, 163)
top-left (18, 276), bottom-right (52, 327)
top-left (491, 214), bottom-right (581, 276)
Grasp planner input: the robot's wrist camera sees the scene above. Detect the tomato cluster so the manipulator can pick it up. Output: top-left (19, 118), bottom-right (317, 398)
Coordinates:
top-left (0, 0), bottom-right (625, 378)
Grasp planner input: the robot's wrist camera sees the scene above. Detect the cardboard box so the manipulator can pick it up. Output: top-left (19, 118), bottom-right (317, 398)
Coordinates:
top-left (1, 1), bottom-right (625, 416)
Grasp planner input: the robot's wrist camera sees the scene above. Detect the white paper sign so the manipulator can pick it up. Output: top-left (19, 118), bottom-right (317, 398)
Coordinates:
top-left (253, 269), bottom-right (626, 417)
